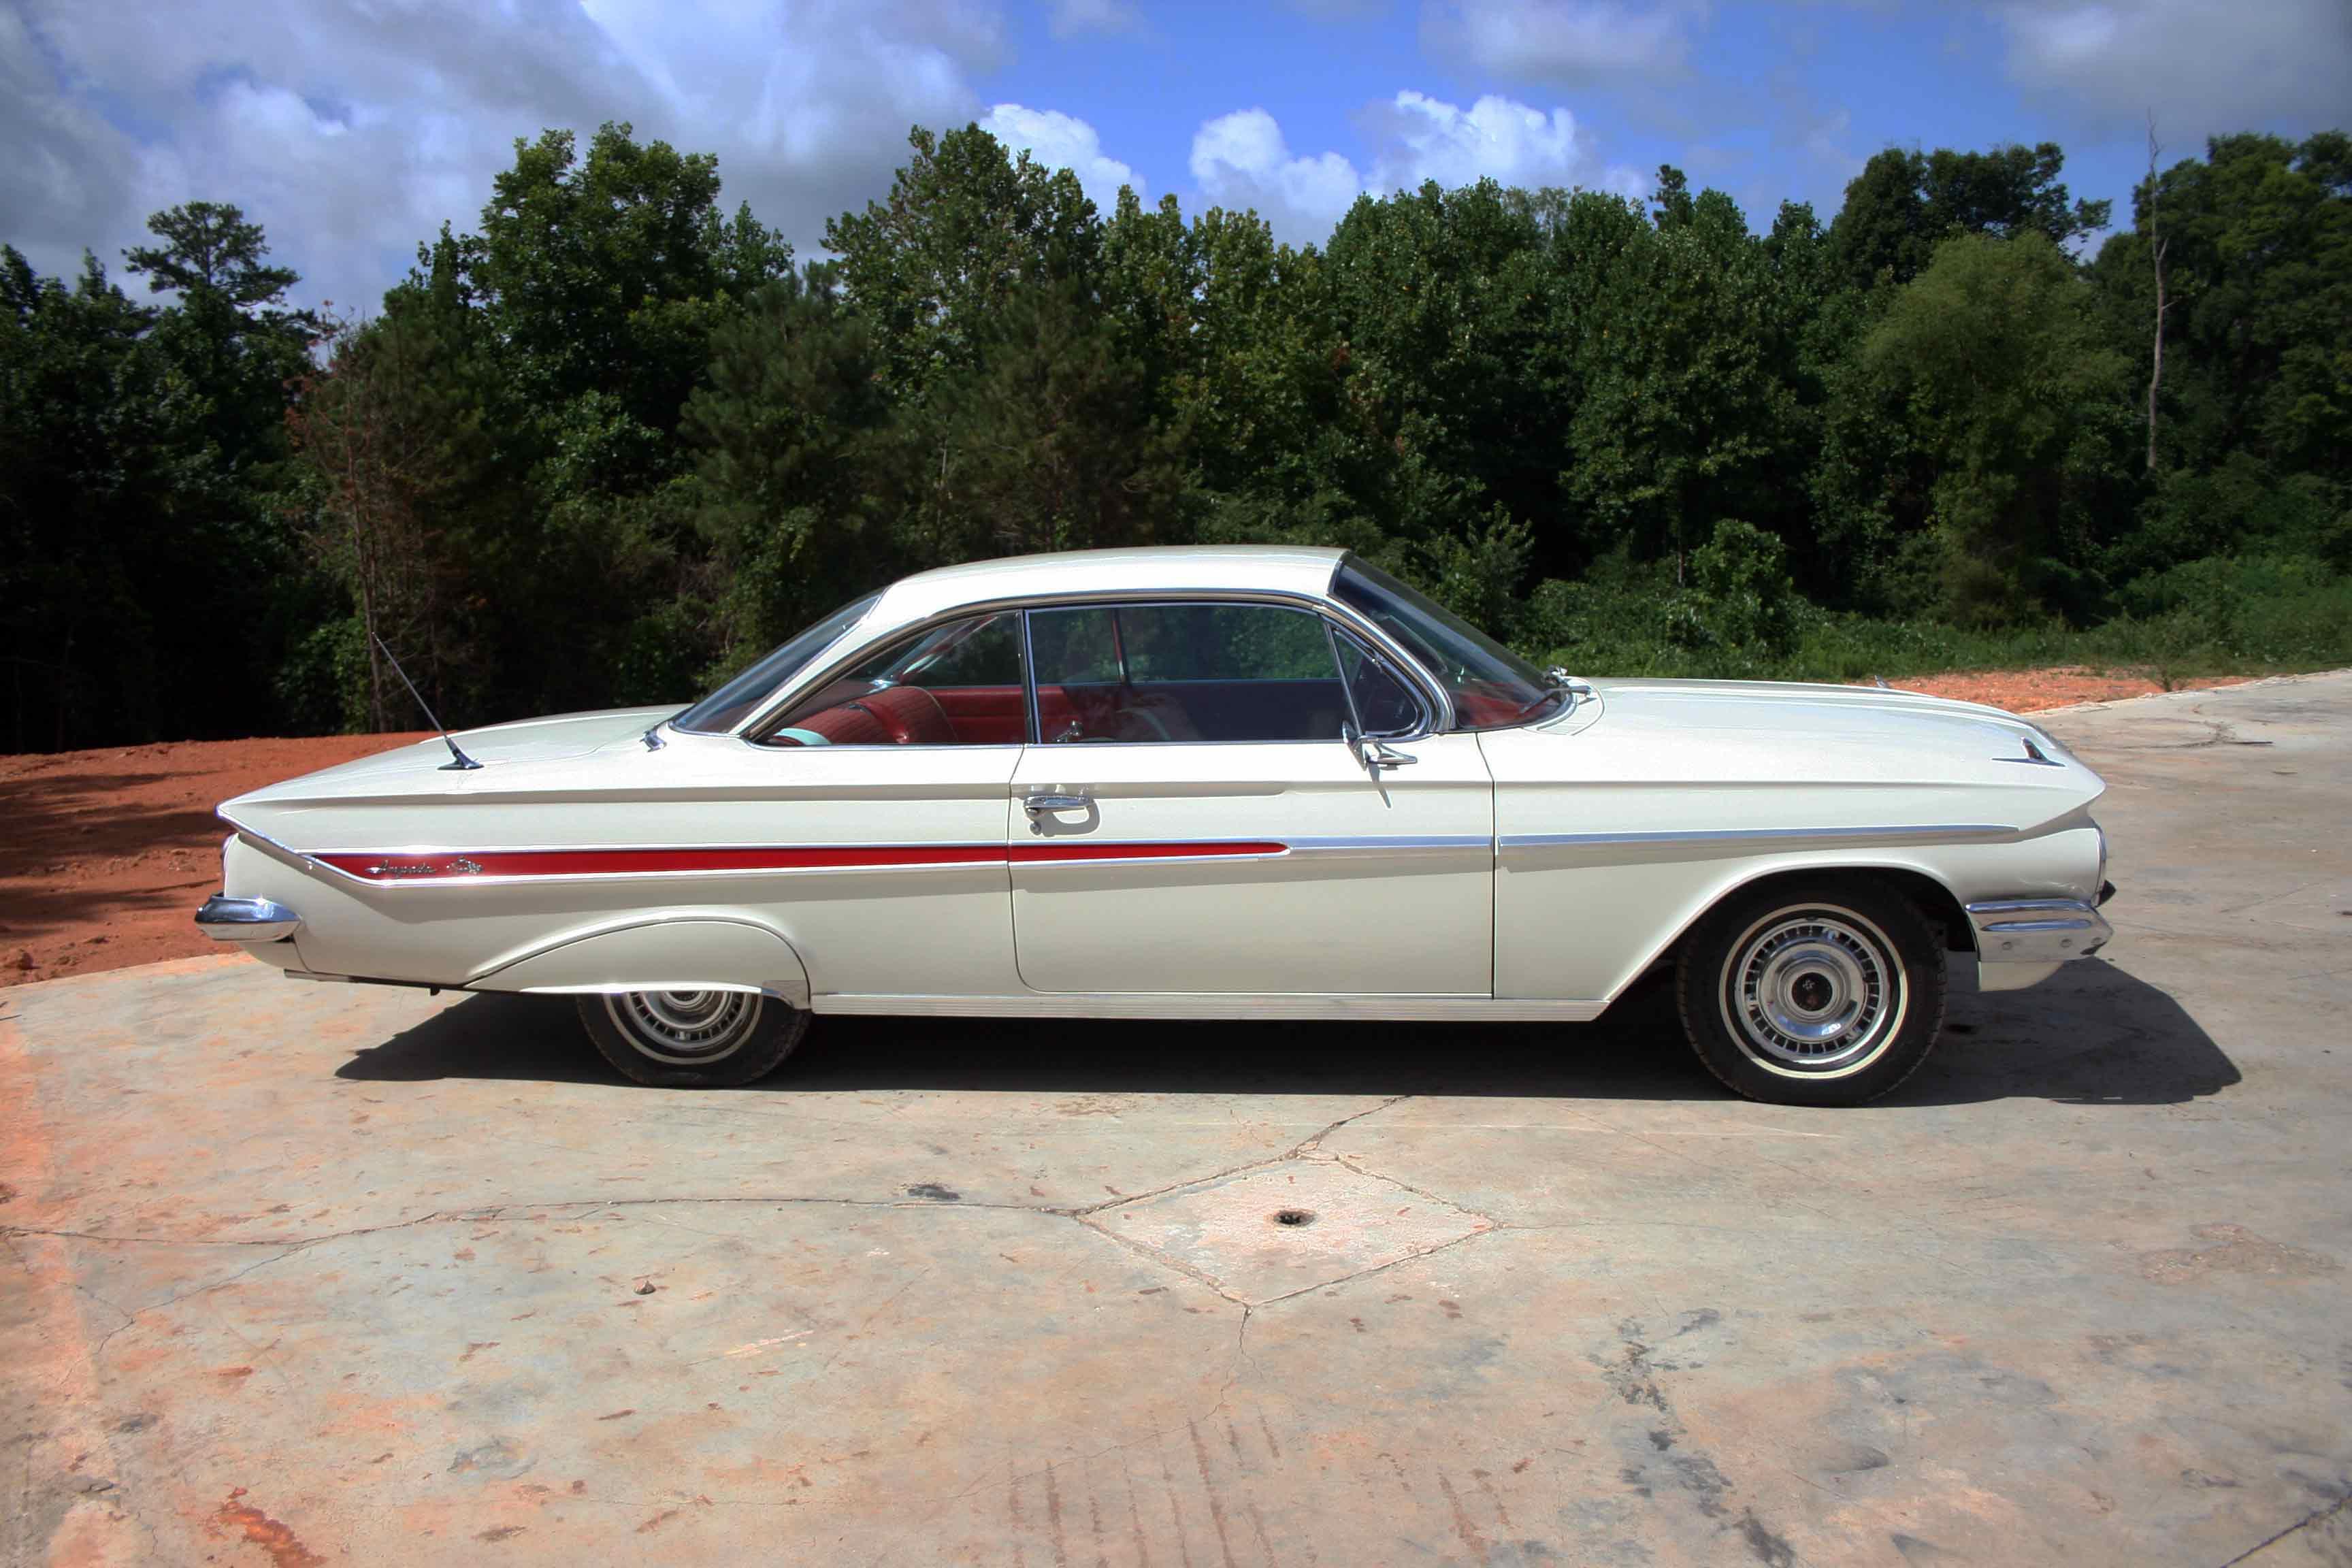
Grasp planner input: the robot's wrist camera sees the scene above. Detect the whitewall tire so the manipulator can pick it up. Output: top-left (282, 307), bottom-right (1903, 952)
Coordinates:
top-left (1676, 877), bottom-right (1946, 1107)
top-left (576, 990), bottom-right (808, 1087)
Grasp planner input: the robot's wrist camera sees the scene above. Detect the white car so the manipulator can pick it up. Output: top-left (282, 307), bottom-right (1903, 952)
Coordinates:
top-left (197, 546), bottom-right (2113, 1106)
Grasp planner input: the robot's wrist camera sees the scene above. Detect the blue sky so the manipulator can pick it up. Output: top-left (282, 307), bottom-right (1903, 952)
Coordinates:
top-left (5, 0), bottom-right (2346, 310)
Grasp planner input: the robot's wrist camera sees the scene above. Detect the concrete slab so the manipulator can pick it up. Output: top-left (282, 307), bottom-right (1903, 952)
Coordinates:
top-left (4, 672), bottom-right (2349, 1566)
top-left (1092, 1156), bottom-right (1495, 1305)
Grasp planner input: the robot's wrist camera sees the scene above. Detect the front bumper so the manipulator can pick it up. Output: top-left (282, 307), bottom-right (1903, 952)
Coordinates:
top-left (195, 894), bottom-right (302, 943)
top-left (1965, 893), bottom-right (2113, 965)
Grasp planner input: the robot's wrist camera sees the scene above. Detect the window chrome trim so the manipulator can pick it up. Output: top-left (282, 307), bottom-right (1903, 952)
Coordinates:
top-left (1019, 604), bottom-right (1044, 746)
top-left (671, 595), bottom-right (883, 738)
top-left (737, 587), bottom-right (1454, 749)
top-left (1326, 623), bottom-right (1434, 741)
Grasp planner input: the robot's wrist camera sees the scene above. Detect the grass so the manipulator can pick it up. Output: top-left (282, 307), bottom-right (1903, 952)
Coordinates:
top-left (1514, 552), bottom-right (2352, 689)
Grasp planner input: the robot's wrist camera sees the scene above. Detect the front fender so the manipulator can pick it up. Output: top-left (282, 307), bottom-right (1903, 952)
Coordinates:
top-left (1497, 824), bottom-right (2106, 1002)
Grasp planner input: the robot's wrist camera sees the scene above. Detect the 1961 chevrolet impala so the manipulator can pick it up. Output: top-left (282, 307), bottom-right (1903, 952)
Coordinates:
top-left (197, 546), bottom-right (2113, 1106)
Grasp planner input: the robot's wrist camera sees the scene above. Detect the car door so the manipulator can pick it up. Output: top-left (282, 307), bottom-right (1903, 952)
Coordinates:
top-left (728, 610), bottom-right (1032, 1001)
top-left (1008, 600), bottom-right (1493, 996)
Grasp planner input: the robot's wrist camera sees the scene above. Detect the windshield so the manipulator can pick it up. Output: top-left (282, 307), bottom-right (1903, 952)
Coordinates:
top-left (672, 594), bottom-right (881, 734)
top-left (1330, 558), bottom-right (1562, 730)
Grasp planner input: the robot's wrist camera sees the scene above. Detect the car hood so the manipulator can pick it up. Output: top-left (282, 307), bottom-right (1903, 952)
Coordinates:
top-left (1523, 676), bottom-right (2105, 808)
top-left (1578, 677), bottom-right (2060, 751)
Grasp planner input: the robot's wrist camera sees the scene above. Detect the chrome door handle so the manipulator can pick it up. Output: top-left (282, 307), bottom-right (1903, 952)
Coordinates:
top-left (1023, 793), bottom-right (1090, 814)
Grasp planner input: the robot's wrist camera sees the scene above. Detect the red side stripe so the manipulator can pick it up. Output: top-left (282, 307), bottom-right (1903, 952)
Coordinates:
top-left (314, 842), bottom-right (1287, 882)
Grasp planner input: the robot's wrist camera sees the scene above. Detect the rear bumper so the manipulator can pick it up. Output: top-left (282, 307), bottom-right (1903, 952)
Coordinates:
top-left (1965, 895), bottom-right (2112, 965)
top-left (195, 894), bottom-right (302, 943)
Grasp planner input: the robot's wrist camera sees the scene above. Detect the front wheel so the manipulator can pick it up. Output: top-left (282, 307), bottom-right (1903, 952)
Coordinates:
top-left (1675, 878), bottom-right (1946, 1107)
top-left (576, 990), bottom-right (808, 1088)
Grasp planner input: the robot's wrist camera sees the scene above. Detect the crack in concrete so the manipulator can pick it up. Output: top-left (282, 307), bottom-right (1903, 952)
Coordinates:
top-left (1327, 1149), bottom-right (1469, 1209)
top-left (0, 1192), bottom-right (1055, 1254)
top-left (1247, 1225), bottom-right (1493, 1307)
top-left (91, 1245), bottom-right (306, 1362)
top-left (2219, 1487), bottom-right (2351, 1567)
top-left (1057, 1094), bottom-right (1418, 1221)
top-left (1075, 1210), bottom-right (1241, 1301)
top-left (1291, 1093), bottom-right (1415, 1156)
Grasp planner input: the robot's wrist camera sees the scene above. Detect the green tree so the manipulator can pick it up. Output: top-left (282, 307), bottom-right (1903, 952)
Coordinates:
top-left (1856, 232), bottom-right (2130, 623)
top-left (2093, 132), bottom-right (2351, 493)
top-left (0, 250), bottom-right (172, 747)
top-left (685, 267), bottom-right (901, 671)
top-left (911, 280), bottom-right (1186, 561)
top-left (122, 200), bottom-right (316, 476)
top-left (825, 125), bottom-right (1103, 394)
top-left (1561, 183), bottom-right (1798, 581)
top-left (1318, 180), bottom-right (1562, 568)
top-left (1829, 143), bottom-right (2111, 291)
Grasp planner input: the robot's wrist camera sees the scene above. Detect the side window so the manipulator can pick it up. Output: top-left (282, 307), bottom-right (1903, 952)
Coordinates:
top-left (1028, 603), bottom-right (1348, 744)
top-left (762, 612), bottom-right (1026, 747)
top-left (898, 613), bottom-right (1023, 689)
top-left (1335, 634), bottom-right (1425, 737)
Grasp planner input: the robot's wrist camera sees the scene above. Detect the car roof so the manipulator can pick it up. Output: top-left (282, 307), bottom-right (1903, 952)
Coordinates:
top-left (870, 545), bottom-right (1350, 630)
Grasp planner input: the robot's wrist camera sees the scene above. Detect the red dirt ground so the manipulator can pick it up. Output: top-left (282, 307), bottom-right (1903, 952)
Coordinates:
top-left (2, 732), bottom-right (429, 987)
top-left (0, 666), bottom-right (2255, 987)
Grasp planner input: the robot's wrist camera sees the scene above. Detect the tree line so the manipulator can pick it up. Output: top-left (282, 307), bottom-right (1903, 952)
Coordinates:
top-left (3, 120), bottom-right (2346, 750)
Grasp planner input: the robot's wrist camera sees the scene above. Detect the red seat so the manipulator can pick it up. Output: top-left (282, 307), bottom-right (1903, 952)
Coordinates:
top-left (854, 685), bottom-right (957, 744)
top-left (786, 684), bottom-right (958, 746)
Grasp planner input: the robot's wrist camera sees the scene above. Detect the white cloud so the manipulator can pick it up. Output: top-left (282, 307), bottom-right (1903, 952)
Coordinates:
top-left (1422, 0), bottom-right (1700, 84)
top-left (1368, 91), bottom-right (1624, 193)
top-left (1190, 108), bottom-right (1367, 244)
top-left (1191, 91), bottom-right (1640, 246)
top-left (979, 104), bottom-right (1144, 211)
top-left (1, 0), bottom-right (1014, 312)
top-left (1045, 0), bottom-right (1141, 34)
top-left (1991, 0), bottom-right (2352, 137)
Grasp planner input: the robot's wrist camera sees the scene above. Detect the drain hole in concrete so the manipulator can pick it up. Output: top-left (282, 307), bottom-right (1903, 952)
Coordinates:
top-left (1271, 1209), bottom-right (1318, 1228)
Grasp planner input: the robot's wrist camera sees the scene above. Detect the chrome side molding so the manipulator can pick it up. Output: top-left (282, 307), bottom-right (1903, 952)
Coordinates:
top-left (195, 895), bottom-right (303, 943)
top-left (1964, 896), bottom-right (2112, 964)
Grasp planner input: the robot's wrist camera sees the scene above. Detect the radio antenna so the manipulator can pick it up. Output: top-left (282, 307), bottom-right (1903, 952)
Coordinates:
top-left (372, 632), bottom-right (481, 771)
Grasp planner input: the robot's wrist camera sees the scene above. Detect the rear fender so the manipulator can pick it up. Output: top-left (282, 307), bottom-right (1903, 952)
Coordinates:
top-left (468, 916), bottom-right (813, 1009)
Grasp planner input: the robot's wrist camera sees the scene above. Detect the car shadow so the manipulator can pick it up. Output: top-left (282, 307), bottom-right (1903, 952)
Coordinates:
top-left (336, 958), bottom-right (2238, 1108)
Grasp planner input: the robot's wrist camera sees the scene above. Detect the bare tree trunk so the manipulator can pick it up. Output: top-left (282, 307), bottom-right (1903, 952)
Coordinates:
top-left (342, 399), bottom-right (387, 732)
top-left (2146, 114), bottom-right (2170, 473)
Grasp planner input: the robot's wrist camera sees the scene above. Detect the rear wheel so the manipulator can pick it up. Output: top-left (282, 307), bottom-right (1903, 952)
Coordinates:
top-left (1675, 877), bottom-right (1945, 1107)
top-left (576, 990), bottom-right (808, 1088)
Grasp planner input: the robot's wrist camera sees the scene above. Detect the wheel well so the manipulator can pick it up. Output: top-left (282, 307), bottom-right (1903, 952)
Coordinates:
top-left (1865, 868), bottom-right (1976, 954)
top-left (1673, 866), bottom-right (1976, 960)
top-left (1646, 865), bottom-right (1976, 973)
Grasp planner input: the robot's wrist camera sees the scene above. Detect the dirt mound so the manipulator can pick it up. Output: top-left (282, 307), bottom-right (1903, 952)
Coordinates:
top-left (1880, 666), bottom-right (2242, 710)
top-left (1, 732), bottom-right (430, 985)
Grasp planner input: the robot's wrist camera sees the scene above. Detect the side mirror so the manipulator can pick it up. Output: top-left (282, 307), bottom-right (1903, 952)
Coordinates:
top-left (1343, 721), bottom-right (1416, 774)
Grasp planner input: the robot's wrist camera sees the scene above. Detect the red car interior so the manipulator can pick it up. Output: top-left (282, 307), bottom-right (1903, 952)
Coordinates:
top-left (1450, 683), bottom-right (1534, 727)
top-left (769, 679), bottom-right (1353, 747)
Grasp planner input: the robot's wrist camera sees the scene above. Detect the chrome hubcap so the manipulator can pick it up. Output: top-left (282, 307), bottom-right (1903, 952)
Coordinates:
top-left (604, 990), bottom-right (763, 1065)
top-left (1720, 906), bottom-right (1906, 1075)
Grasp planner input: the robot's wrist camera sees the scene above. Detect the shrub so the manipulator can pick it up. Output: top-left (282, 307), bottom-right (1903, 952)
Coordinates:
top-left (1663, 519), bottom-right (1803, 662)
